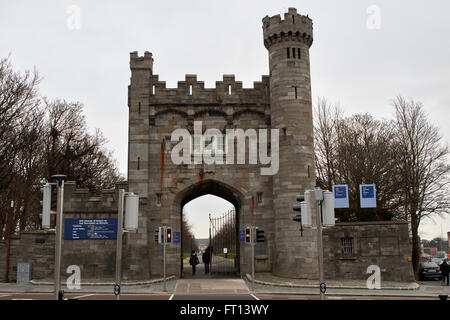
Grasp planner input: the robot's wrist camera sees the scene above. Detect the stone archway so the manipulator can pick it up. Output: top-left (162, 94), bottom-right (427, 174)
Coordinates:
top-left (175, 179), bottom-right (243, 278)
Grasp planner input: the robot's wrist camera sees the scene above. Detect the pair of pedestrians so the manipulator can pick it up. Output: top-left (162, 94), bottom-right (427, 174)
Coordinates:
top-left (189, 247), bottom-right (211, 275)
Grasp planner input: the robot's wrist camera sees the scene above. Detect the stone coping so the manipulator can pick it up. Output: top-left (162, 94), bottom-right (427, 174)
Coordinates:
top-left (334, 221), bottom-right (408, 226)
top-left (246, 273), bottom-right (419, 290)
top-left (29, 276), bottom-right (176, 286)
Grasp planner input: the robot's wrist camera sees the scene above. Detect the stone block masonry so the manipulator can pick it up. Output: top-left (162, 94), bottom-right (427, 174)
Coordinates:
top-left (0, 8), bottom-right (415, 283)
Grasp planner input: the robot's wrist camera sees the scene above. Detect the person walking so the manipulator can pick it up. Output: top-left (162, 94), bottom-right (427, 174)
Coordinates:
top-left (189, 250), bottom-right (199, 276)
top-left (202, 247), bottom-right (211, 274)
top-left (440, 259), bottom-right (449, 286)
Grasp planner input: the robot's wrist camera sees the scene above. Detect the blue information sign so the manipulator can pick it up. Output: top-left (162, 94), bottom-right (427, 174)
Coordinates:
top-left (360, 184), bottom-right (377, 208)
top-left (173, 231), bottom-right (181, 244)
top-left (64, 219), bottom-right (118, 240)
top-left (333, 184), bottom-right (349, 208)
top-left (239, 229), bottom-right (246, 243)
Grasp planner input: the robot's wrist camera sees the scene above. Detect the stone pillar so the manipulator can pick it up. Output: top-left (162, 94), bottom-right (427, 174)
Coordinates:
top-left (125, 51), bottom-right (154, 279)
top-left (263, 8), bottom-right (318, 278)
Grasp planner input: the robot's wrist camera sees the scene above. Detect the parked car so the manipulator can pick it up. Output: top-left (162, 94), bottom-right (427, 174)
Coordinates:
top-left (432, 258), bottom-right (443, 266)
top-left (419, 262), bottom-right (442, 280)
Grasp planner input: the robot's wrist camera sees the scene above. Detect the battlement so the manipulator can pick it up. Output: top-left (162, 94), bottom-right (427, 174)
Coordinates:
top-left (130, 51), bottom-right (153, 72)
top-left (133, 73), bottom-right (270, 106)
top-left (262, 7), bottom-right (313, 49)
top-left (63, 181), bottom-right (129, 213)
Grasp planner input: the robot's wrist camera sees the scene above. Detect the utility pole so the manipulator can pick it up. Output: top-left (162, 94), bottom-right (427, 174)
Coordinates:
top-left (115, 189), bottom-right (125, 300)
top-left (114, 189), bottom-right (139, 299)
top-left (52, 174), bottom-right (67, 300)
top-left (163, 226), bottom-right (167, 292)
top-left (251, 226), bottom-right (255, 293)
top-left (315, 195), bottom-right (325, 301)
top-left (5, 200), bottom-right (14, 283)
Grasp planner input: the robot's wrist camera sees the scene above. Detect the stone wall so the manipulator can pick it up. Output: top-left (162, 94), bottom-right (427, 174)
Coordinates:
top-left (1, 208), bottom-right (414, 282)
top-left (1, 231), bottom-right (55, 282)
top-left (323, 221), bottom-right (415, 282)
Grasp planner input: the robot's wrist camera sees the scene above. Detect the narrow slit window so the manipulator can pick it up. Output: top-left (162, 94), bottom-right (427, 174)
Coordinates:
top-left (137, 157), bottom-right (140, 170)
top-left (294, 86), bottom-right (298, 99)
top-left (257, 192), bottom-right (263, 204)
top-left (298, 48), bottom-right (301, 59)
top-left (138, 102), bottom-right (141, 115)
top-left (156, 193), bottom-right (162, 206)
top-left (292, 47), bottom-right (296, 59)
top-left (228, 85), bottom-right (232, 95)
top-left (189, 84), bottom-right (192, 95)
top-left (287, 47), bottom-right (290, 59)
top-left (152, 85), bottom-right (156, 95)
top-left (292, 15), bottom-right (295, 24)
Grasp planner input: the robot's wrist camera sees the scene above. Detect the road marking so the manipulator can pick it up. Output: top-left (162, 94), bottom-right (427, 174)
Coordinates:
top-left (71, 294), bottom-right (96, 299)
top-left (0, 294), bottom-right (11, 298)
top-left (250, 294), bottom-right (259, 300)
top-left (12, 298), bottom-right (33, 300)
top-left (168, 294), bottom-right (174, 300)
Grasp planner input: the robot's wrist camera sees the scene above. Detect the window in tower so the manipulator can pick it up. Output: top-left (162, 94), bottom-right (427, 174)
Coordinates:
top-left (292, 47), bottom-right (296, 59)
top-left (152, 85), bottom-right (156, 95)
top-left (287, 47), bottom-right (290, 59)
top-left (228, 85), bottom-right (232, 95)
top-left (138, 102), bottom-right (141, 115)
top-left (257, 192), bottom-right (263, 205)
top-left (156, 193), bottom-right (162, 206)
top-left (189, 84), bottom-right (193, 95)
top-left (298, 48), bottom-right (301, 59)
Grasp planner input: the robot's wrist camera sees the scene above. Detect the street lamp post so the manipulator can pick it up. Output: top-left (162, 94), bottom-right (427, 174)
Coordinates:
top-left (315, 195), bottom-right (325, 301)
top-left (51, 174), bottom-right (67, 301)
top-left (115, 189), bottom-right (125, 300)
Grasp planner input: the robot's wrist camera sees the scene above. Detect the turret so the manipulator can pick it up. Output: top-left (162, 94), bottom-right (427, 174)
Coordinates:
top-left (263, 8), bottom-right (318, 278)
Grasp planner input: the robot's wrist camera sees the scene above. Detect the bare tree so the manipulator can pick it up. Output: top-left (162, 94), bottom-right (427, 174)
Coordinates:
top-left (182, 212), bottom-right (198, 253)
top-left (314, 98), bottom-right (403, 221)
top-left (393, 96), bottom-right (450, 278)
top-left (43, 99), bottom-right (123, 193)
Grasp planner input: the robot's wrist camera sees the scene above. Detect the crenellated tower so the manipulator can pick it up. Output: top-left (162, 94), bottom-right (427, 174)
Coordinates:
top-left (263, 8), bottom-right (318, 278)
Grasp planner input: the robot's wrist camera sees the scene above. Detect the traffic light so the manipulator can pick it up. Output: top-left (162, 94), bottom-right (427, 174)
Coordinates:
top-left (166, 227), bottom-right (172, 243)
top-left (41, 183), bottom-right (51, 229)
top-left (124, 193), bottom-right (139, 231)
top-left (256, 228), bottom-right (265, 243)
top-left (245, 227), bottom-right (251, 243)
top-left (322, 190), bottom-right (335, 227)
top-left (292, 191), bottom-right (312, 227)
top-left (154, 227), bottom-right (162, 243)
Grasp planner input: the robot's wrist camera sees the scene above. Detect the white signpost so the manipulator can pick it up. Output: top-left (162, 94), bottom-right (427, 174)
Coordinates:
top-left (360, 184), bottom-right (377, 208)
top-left (332, 184), bottom-right (349, 209)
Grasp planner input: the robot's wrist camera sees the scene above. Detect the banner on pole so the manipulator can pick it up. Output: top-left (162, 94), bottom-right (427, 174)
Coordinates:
top-left (360, 184), bottom-right (377, 208)
top-left (333, 184), bottom-right (349, 208)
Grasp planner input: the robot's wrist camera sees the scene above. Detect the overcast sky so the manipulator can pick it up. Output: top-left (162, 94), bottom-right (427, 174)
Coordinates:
top-left (1, 0), bottom-right (449, 241)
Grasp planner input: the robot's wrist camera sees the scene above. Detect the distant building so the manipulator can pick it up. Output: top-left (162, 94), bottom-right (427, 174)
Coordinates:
top-left (423, 247), bottom-right (438, 256)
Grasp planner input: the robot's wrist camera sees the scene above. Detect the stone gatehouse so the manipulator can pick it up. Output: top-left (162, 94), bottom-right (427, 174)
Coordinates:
top-left (0, 8), bottom-right (415, 283)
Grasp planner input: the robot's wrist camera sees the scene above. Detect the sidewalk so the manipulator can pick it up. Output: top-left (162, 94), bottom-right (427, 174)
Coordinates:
top-left (1, 273), bottom-right (450, 298)
top-left (0, 277), bottom-right (177, 294)
top-left (245, 272), bottom-right (450, 298)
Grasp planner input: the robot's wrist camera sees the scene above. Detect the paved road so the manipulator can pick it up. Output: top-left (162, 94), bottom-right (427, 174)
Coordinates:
top-left (0, 292), bottom-right (442, 300)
